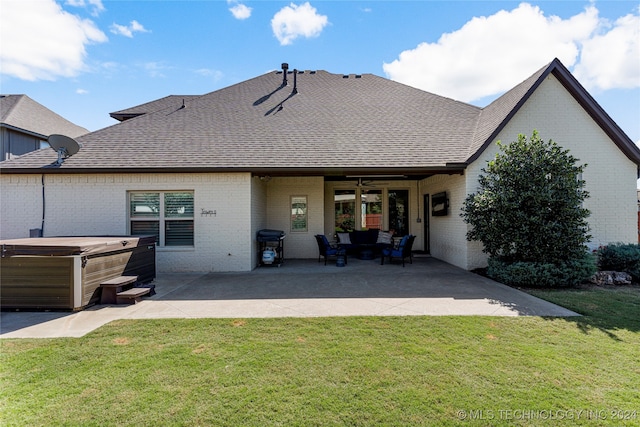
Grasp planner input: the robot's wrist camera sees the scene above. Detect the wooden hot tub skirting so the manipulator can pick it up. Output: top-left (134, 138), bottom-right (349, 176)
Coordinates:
top-left (0, 236), bottom-right (156, 310)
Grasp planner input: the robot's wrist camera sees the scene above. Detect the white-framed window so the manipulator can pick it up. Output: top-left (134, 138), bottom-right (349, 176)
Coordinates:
top-left (128, 191), bottom-right (194, 247)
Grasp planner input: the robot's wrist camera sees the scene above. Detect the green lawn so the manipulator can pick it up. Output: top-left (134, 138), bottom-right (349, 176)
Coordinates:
top-left (2, 286), bottom-right (639, 426)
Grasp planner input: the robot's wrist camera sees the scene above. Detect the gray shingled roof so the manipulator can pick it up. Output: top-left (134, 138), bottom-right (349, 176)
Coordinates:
top-left (110, 95), bottom-right (201, 122)
top-left (2, 60), bottom-right (638, 175)
top-left (468, 65), bottom-right (548, 160)
top-left (1, 95), bottom-right (88, 139)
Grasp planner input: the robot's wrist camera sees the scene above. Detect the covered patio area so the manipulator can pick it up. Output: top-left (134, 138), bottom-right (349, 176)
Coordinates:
top-left (0, 257), bottom-right (578, 338)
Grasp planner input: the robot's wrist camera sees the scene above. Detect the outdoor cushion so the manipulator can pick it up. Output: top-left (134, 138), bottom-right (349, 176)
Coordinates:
top-left (337, 232), bottom-right (351, 244)
top-left (315, 234), bottom-right (347, 266)
top-left (337, 229), bottom-right (393, 256)
top-left (376, 231), bottom-right (393, 244)
top-left (381, 235), bottom-right (415, 266)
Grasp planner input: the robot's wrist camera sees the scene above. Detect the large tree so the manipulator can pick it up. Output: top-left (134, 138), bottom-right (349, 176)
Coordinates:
top-left (461, 130), bottom-right (591, 265)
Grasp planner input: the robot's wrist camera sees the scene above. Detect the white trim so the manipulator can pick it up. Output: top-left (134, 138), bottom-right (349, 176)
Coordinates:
top-left (73, 256), bottom-right (82, 309)
top-left (127, 190), bottom-right (194, 247)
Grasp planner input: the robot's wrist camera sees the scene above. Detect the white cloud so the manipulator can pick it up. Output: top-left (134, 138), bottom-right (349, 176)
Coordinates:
top-left (383, 3), bottom-right (623, 102)
top-left (228, 1), bottom-right (252, 20)
top-left (65, 0), bottom-right (105, 16)
top-left (110, 20), bottom-right (150, 38)
top-left (143, 62), bottom-right (170, 78)
top-left (271, 2), bottom-right (329, 46)
top-left (76, 88), bottom-right (89, 94)
top-left (573, 12), bottom-right (640, 90)
top-left (0, 0), bottom-right (107, 81)
top-left (195, 68), bottom-right (224, 81)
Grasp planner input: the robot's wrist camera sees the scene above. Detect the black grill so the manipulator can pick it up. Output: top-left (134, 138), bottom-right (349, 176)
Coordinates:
top-left (257, 229), bottom-right (285, 267)
top-left (256, 229), bottom-right (286, 242)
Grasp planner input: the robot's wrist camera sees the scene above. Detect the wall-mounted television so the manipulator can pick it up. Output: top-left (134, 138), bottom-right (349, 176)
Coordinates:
top-left (432, 192), bottom-right (448, 216)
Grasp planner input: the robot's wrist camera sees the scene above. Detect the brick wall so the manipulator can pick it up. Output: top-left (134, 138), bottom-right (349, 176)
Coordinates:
top-left (420, 173), bottom-right (471, 269)
top-left (0, 172), bottom-right (253, 272)
top-left (0, 174), bottom-right (46, 237)
top-left (266, 176), bottom-right (325, 259)
top-left (251, 177), bottom-right (268, 267)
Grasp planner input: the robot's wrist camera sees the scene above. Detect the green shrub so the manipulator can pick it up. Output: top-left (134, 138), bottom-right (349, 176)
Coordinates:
top-left (487, 252), bottom-right (597, 288)
top-left (461, 131), bottom-right (591, 265)
top-left (597, 243), bottom-right (640, 281)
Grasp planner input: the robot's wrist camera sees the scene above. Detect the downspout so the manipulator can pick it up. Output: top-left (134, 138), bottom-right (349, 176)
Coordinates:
top-left (40, 174), bottom-right (45, 236)
top-left (416, 180), bottom-right (421, 224)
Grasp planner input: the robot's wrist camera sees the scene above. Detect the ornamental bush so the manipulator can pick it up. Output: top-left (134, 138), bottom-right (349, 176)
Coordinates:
top-left (462, 131), bottom-right (593, 287)
top-left (487, 253), bottom-right (596, 288)
top-left (597, 243), bottom-right (640, 281)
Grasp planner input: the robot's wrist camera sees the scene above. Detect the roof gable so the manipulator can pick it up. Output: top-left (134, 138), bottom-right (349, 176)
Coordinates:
top-left (467, 58), bottom-right (640, 165)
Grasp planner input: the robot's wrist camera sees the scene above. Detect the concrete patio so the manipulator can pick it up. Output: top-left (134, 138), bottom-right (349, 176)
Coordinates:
top-left (0, 257), bottom-right (579, 338)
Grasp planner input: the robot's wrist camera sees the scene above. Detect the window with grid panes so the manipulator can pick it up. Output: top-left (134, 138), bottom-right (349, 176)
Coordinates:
top-left (129, 191), bottom-right (194, 247)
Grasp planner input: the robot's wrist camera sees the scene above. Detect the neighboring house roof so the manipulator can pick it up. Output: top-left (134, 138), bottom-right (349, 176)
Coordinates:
top-left (2, 59), bottom-right (639, 175)
top-left (110, 95), bottom-right (201, 122)
top-left (0, 95), bottom-right (88, 139)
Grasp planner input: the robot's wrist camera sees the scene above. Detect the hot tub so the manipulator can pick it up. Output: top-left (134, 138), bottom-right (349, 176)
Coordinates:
top-left (0, 236), bottom-right (156, 310)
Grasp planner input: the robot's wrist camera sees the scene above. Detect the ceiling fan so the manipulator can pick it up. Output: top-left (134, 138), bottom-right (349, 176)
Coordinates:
top-left (356, 177), bottom-right (375, 188)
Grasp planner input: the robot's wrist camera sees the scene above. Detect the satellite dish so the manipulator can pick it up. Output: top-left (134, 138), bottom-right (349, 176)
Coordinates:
top-left (48, 134), bottom-right (81, 165)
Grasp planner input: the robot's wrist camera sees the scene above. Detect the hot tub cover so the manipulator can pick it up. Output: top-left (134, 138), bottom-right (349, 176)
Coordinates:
top-left (0, 236), bottom-right (156, 257)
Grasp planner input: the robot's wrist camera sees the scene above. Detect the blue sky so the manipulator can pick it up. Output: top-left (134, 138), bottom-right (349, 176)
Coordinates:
top-left (1, 0), bottom-right (639, 145)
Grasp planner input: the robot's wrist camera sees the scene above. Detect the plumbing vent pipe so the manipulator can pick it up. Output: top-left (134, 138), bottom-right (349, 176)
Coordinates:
top-left (293, 69), bottom-right (298, 94)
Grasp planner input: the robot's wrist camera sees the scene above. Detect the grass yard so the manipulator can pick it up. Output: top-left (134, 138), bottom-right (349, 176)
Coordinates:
top-left (1, 286), bottom-right (639, 426)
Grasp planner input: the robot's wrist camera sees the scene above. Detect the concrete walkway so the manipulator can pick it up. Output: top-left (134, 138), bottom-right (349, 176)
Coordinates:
top-left (0, 257), bottom-right (578, 338)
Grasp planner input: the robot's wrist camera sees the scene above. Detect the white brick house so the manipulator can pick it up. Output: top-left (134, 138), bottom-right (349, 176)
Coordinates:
top-left (2, 59), bottom-right (639, 273)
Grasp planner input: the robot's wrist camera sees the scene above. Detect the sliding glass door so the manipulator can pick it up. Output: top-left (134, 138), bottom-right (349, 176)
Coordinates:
top-left (388, 190), bottom-right (408, 236)
top-left (334, 190), bottom-right (356, 232)
top-left (361, 190), bottom-right (382, 230)
top-left (334, 188), bottom-right (409, 236)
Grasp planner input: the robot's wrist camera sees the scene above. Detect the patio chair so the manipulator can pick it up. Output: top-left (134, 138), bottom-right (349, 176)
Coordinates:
top-left (380, 235), bottom-right (415, 267)
top-left (314, 235), bottom-right (347, 266)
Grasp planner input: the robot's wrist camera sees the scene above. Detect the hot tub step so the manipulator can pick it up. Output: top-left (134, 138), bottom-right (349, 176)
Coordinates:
top-left (116, 287), bottom-right (151, 304)
top-left (99, 275), bottom-right (139, 305)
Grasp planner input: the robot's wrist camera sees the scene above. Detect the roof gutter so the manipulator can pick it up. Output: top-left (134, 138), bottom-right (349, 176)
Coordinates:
top-left (0, 165), bottom-right (468, 177)
top-left (0, 123), bottom-right (47, 140)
